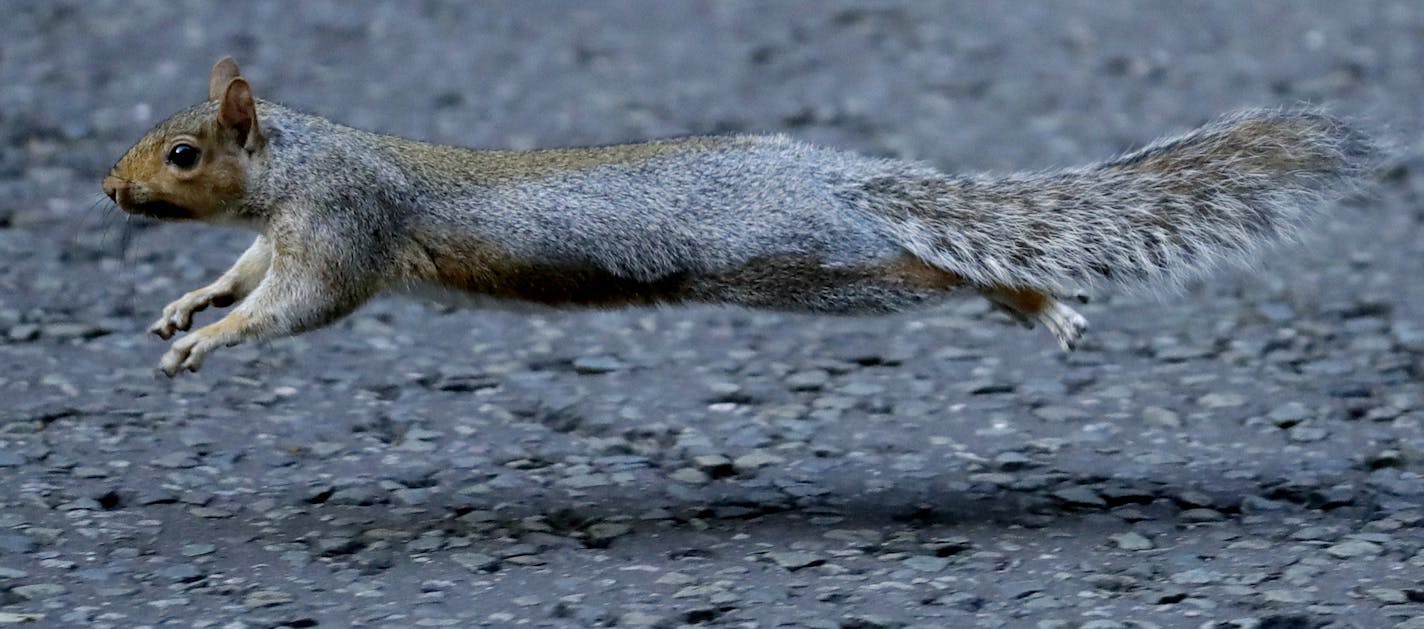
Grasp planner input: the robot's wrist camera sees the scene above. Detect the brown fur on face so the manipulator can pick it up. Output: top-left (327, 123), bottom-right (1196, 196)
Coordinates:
top-left (102, 58), bottom-right (262, 223)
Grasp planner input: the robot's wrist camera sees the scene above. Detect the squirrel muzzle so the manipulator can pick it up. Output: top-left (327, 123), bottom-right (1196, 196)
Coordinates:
top-left (103, 175), bottom-right (201, 221)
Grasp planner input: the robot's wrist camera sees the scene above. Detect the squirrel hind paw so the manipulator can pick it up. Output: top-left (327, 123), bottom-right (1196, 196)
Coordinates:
top-left (1039, 301), bottom-right (1088, 352)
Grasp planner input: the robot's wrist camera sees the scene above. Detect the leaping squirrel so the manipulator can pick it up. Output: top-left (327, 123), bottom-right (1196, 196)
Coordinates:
top-left (102, 57), bottom-right (1377, 376)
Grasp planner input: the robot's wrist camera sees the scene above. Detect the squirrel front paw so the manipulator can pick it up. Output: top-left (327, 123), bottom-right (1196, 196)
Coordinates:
top-left (150, 285), bottom-right (237, 340)
top-left (158, 329), bottom-right (222, 376)
top-left (157, 314), bottom-right (248, 376)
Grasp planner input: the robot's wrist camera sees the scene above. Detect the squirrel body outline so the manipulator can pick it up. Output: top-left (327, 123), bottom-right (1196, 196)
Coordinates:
top-left (103, 58), bottom-right (1377, 376)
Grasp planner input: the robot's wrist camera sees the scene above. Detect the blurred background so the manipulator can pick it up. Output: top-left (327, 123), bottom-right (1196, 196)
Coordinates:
top-left (1, 2), bottom-right (1422, 627)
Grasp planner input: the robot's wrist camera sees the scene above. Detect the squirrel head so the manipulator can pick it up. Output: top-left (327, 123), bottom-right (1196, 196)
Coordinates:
top-left (103, 57), bottom-right (266, 222)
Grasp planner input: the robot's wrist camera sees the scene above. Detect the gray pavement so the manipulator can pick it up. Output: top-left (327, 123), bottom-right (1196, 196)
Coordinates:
top-left (2, 1), bottom-right (1423, 627)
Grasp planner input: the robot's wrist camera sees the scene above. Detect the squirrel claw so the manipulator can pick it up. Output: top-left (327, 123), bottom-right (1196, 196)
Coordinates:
top-left (158, 346), bottom-right (188, 377)
top-left (149, 320), bottom-right (178, 340)
top-left (150, 310), bottom-right (193, 341)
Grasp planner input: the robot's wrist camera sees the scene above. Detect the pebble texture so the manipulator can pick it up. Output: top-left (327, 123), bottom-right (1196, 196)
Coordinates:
top-left (3, 1), bottom-right (1424, 627)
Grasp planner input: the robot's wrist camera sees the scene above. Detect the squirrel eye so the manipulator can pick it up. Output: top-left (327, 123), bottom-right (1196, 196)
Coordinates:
top-left (166, 143), bottom-right (201, 169)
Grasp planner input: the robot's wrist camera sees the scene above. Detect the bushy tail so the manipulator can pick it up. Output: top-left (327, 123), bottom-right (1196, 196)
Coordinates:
top-left (862, 109), bottom-right (1381, 293)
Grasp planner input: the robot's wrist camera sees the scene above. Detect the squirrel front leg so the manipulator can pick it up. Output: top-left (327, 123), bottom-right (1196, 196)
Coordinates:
top-left (158, 240), bottom-right (379, 376)
top-left (151, 236), bottom-right (273, 339)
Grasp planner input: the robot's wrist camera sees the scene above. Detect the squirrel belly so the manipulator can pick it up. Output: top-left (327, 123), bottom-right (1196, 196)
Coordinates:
top-left (398, 248), bottom-right (964, 315)
top-left (104, 58), bottom-right (1379, 375)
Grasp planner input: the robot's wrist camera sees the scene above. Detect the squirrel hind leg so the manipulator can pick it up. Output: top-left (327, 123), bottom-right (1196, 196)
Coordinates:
top-left (980, 286), bottom-right (1088, 352)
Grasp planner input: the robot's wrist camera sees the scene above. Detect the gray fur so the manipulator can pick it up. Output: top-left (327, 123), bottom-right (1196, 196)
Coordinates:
top-left (850, 109), bottom-right (1381, 294)
top-left (247, 104), bottom-right (1376, 308)
top-left (416, 135), bottom-right (905, 282)
top-left (120, 99), bottom-right (1380, 374)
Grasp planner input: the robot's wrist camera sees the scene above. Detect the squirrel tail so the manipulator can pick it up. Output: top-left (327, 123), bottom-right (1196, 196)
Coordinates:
top-left (861, 108), bottom-right (1382, 294)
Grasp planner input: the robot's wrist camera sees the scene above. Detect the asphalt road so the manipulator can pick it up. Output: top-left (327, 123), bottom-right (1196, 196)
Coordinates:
top-left (2, 1), bottom-right (1423, 627)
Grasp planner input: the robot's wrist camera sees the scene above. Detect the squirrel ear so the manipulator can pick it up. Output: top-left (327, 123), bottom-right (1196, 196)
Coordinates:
top-left (218, 77), bottom-right (263, 150)
top-left (209, 56), bottom-right (242, 101)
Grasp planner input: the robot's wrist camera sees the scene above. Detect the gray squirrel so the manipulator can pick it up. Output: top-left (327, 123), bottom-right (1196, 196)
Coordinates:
top-left (101, 57), bottom-right (1378, 376)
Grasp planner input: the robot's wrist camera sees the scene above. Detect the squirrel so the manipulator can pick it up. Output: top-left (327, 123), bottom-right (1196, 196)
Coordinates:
top-left (103, 57), bottom-right (1378, 377)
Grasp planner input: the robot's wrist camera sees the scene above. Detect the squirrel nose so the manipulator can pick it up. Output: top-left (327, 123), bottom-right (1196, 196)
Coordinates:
top-left (101, 177), bottom-right (119, 203)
